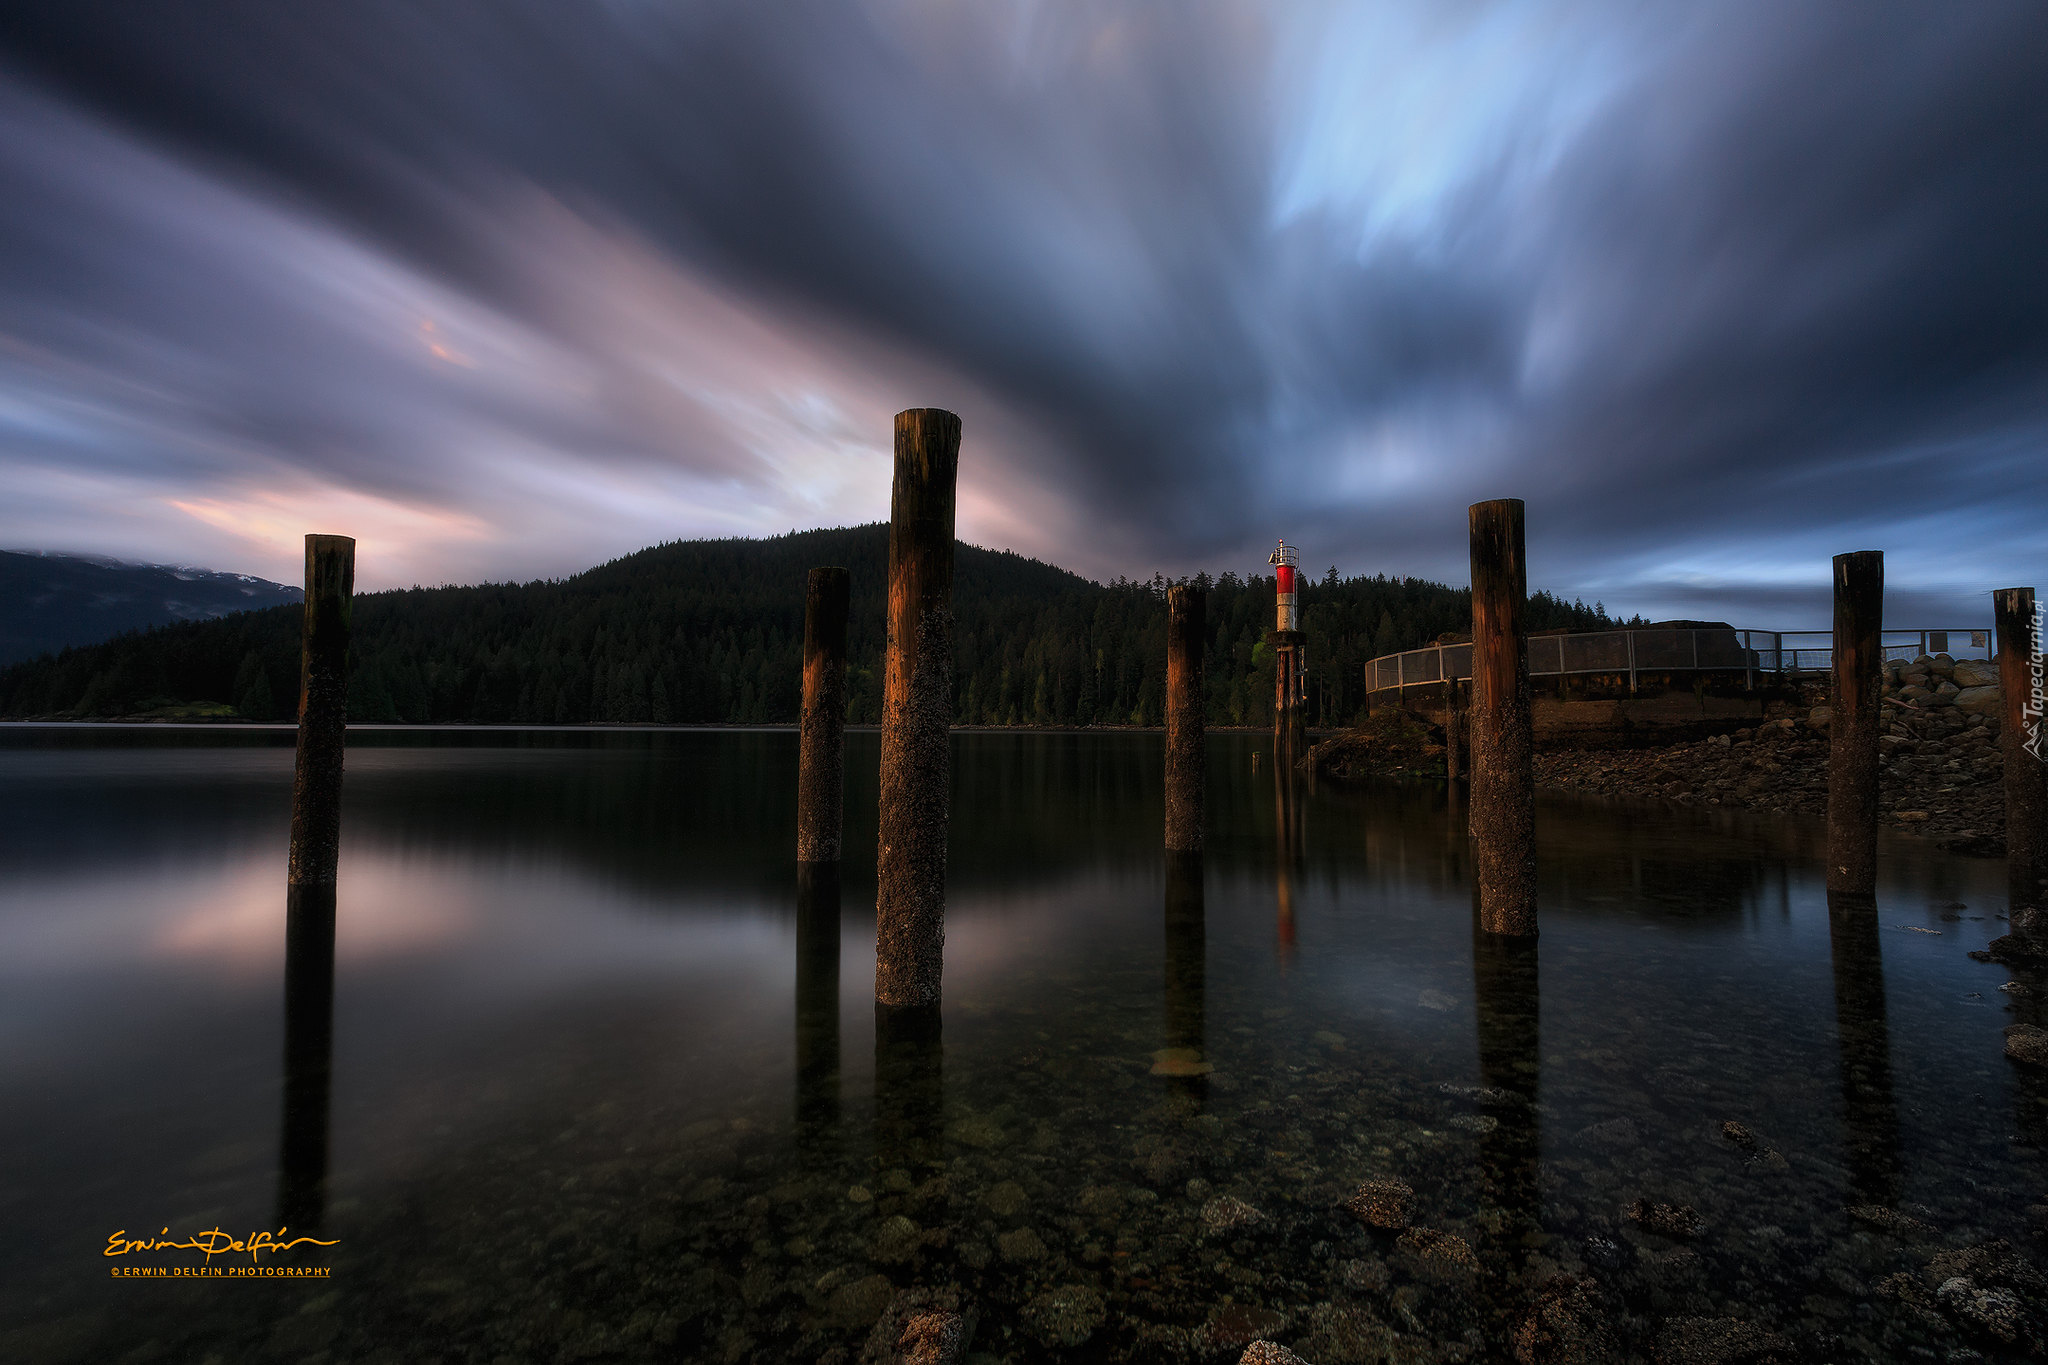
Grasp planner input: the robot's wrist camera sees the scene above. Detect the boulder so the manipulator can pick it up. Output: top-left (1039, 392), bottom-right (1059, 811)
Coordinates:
top-left (1241, 1344), bottom-right (1312, 1365)
top-left (1513, 1275), bottom-right (1622, 1365)
top-left (1020, 1285), bottom-right (1105, 1349)
top-left (1628, 1199), bottom-right (1703, 1240)
top-left (1342, 1178), bottom-right (1413, 1229)
top-left (1955, 685), bottom-right (2003, 718)
top-left (2006, 1023), bottom-right (2048, 1068)
top-left (1953, 659), bottom-right (1999, 688)
top-left (861, 1287), bottom-right (975, 1365)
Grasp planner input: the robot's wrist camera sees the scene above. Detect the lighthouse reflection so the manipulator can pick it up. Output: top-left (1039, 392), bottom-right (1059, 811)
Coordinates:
top-left (276, 884), bottom-right (336, 1231)
top-left (1273, 745), bottom-right (1304, 961)
top-left (793, 862), bottom-right (842, 1139)
top-left (1153, 851), bottom-right (1210, 1095)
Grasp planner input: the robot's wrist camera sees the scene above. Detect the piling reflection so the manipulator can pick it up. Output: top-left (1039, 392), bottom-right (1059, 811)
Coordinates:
top-left (794, 862), bottom-right (842, 1138)
top-left (874, 1005), bottom-right (944, 1172)
top-left (1826, 893), bottom-right (1900, 1207)
top-left (1153, 852), bottom-right (1209, 1095)
top-left (276, 884), bottom-right (336, 1231)
top-left (1472, 927), bottom-right (1541, 1313)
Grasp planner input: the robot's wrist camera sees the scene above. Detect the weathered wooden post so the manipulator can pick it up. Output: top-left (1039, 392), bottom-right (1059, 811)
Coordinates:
top-left (797, 566), bottom-right (851, 865)
top-left (794, 861), bottom-right (841, 1135)
top-left (288, 535), bottom-right (354, 888)
top-left (1469, 500), bottom-right (1536, 936)
top-left (875, 408), bottom-right (960, 1011)
top-left (1826, 551), bottom-right (1883, 900)
top-left (276, 883), bottom-right (336, 1229)
top-left (1995, 587), bottom-right (2045, 911)
top-left (1165, 585), bottom-right (1206, 853)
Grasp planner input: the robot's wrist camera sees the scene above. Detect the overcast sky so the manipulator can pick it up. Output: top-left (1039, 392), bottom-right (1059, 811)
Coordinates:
top-left (1, 1), bottom-right (2042, 625)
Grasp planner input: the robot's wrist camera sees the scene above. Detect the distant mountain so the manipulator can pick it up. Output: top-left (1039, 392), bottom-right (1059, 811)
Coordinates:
top-left (0, 526), bottom-right (1618, 725)
top-left (0, 551), bottom-right (302, 668)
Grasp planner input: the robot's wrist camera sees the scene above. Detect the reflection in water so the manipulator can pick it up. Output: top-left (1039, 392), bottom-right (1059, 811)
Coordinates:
top-left (1273, 741), bottom-right (1304, 960)
top-left (5, 729), bottom-right (2041, 1365)
top-left (1155, 852), bottom-right (1208, 1094)
top-left (276, 884), bottom-right (336, 1231)
top-left (1826, 894), bottom-right (1900, 1207)
top-left (874, 1005), bottom-right (943, 1172)
top-left (1473, 927), bottom-right (1541, 1314)
top-left (794, 862), bottom-right (842, 1137)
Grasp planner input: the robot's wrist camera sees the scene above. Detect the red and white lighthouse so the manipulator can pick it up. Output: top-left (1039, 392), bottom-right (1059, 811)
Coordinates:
top-left (1267, 539), bottom-right (1307, 751)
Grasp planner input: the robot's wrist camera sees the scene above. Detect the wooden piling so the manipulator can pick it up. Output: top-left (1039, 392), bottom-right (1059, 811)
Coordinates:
top-left (1165, 585), bottom-right (1207, 852)
top-left (1468, 500), bottom-right (1536, 936)
top-left (875, 408), bottom-right (960, 1010)
top-left (1995, 588), bottom-right (2045, 909)
top-left (797, 566), bottom-right (851, 864)
top-left (1825, 551), bottom-right (1883, 899)
top-left (288, 535), bottom-right (354, 888)
top-left (277, 883), bottom-right (336, 1229)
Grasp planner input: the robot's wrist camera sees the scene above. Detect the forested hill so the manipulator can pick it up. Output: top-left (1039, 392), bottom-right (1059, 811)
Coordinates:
top-left (0, 525), bottom-right (1621, 727)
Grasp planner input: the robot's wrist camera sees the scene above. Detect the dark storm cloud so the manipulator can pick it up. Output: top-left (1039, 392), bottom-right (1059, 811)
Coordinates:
top-left (0, 0), bottom-right (2042, 619)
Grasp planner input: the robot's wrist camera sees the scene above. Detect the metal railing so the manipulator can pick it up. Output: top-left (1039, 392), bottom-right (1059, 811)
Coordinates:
top-left (1366, 627), bottom-right (1992, 694)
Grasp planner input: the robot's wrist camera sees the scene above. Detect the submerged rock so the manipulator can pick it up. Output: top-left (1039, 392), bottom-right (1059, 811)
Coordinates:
top-left (995, 1226), bottom-right (1047, 1264)
top-left (1151, 1046), bottom-right (1215, 1077)
top-left (828, 1275), bottom-right (899, 1331)
top-left (1241, 1342), bottom-right (1312, 1365)
top-left (1847, 1204), bottom-right (1938, 1240)
top-left (1396, 1227), bottom-right (1478, 1272)
top-left (1295, 1302), bottom-right (1398, 1363)
top-left (1937, 1277), bottom-right (2023, 1345)
top-left (1575, 1117), bottom-right (1638, 1154)
top-left (1342, 1178), bottom-right (1413, 1230)
top-left (1628, 1199), bottom-right (1704, 1240)
top-left (1020, 1284), bottom-right (1106, 1349)
top-left (870, 1215), bottom-right (925, 1264)
top-left (1202, 1194), bottom-right (1267, 1232)
top-left (1336, 1257), bottom-right (1391, 1292)
top-left (980, 1181), bottom-right (1028, 1218)
top-left (1203, 1303), bottom-right (1290, 1353)
top-left (1513, 1275), bottom-right (1620, 1365)
top-left (1653, 1316), bottom-right (1791, 1364)
top-left (2005, 1023), bottom-right (2048, 1067)
top-left (945, 1113), bottom-right (1006, 1149)
top-left (860, 1286), bottom-right (974, 1365)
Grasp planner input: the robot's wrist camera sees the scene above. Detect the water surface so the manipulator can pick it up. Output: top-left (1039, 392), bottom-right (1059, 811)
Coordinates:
top-left (0, 726), bottom-right (2040, 1362)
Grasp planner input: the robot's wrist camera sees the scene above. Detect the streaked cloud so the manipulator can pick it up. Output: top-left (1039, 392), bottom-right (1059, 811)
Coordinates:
top-left (0, 0), bottom-right (2041, 619)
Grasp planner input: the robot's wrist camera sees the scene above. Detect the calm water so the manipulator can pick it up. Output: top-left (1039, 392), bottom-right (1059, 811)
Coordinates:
top-left (0, 726), bottom-right (2041, 1363)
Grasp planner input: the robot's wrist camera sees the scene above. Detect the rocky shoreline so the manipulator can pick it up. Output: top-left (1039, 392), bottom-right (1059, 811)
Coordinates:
top-left (1535, 652), bottom-right (2017, 858)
